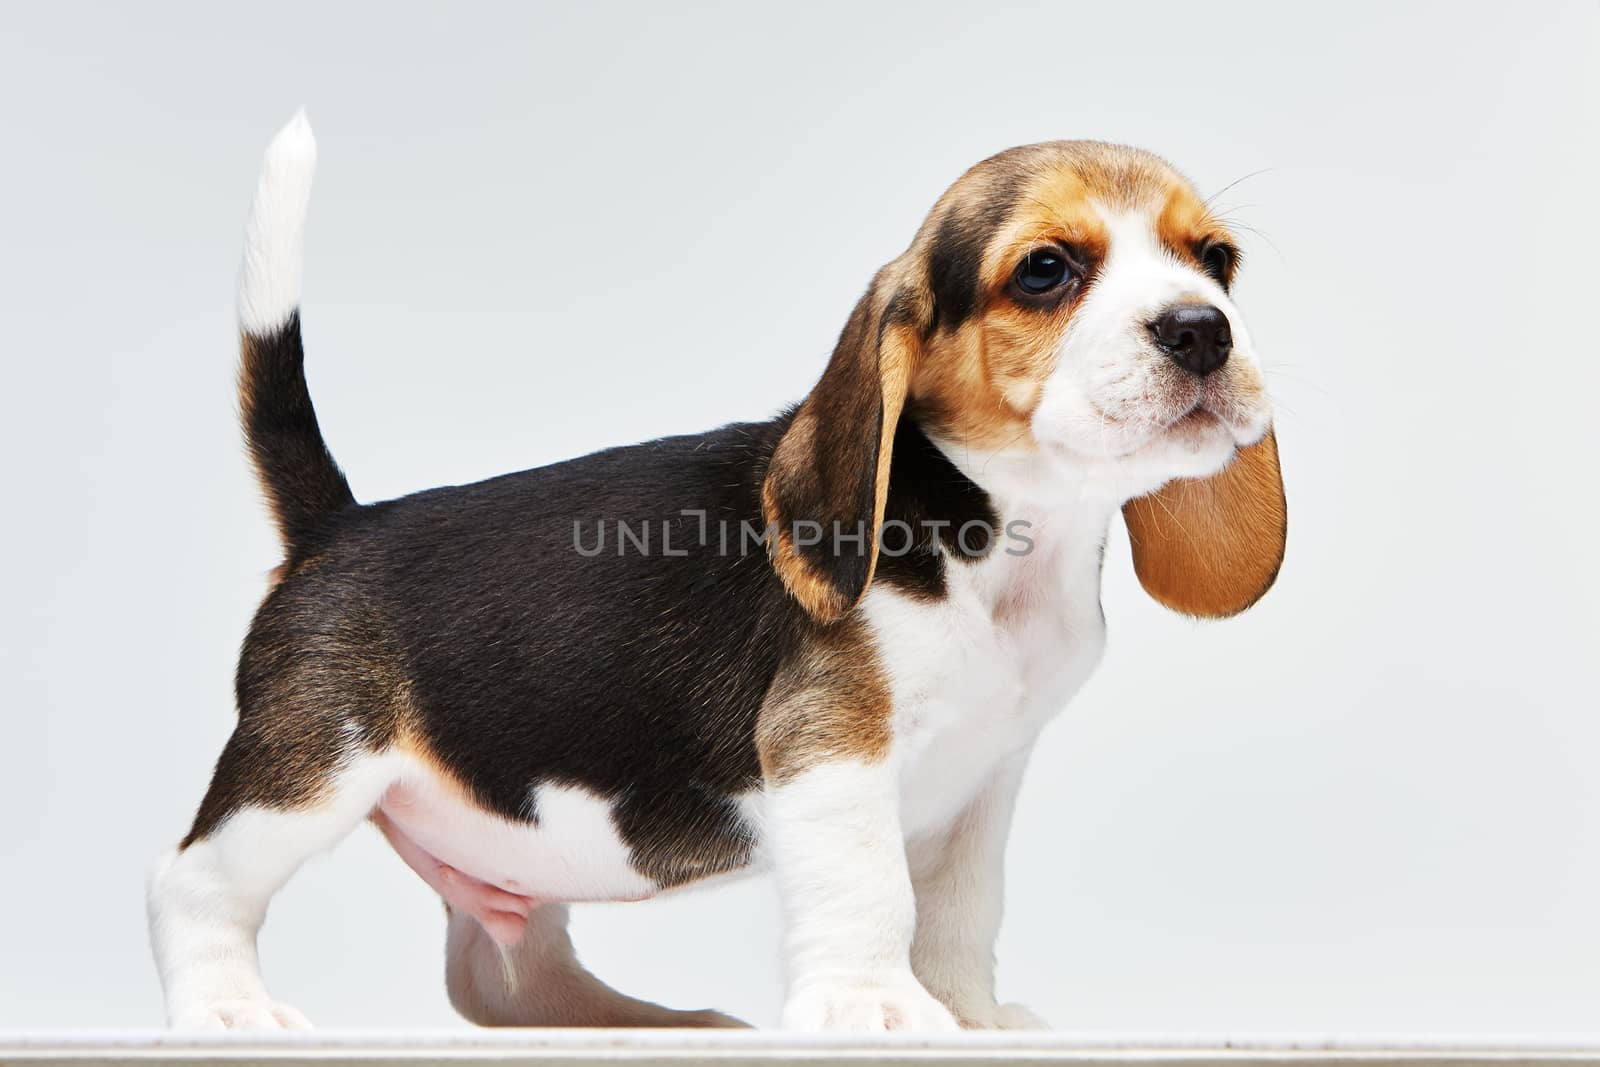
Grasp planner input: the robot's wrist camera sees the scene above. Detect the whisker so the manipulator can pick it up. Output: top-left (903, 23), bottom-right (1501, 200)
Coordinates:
top-left (1205, 168), bottom-right (1276, 208)
top-left (1260, 366), bottom-right (1329, 395)
top-left (1219, 219), bottom-right (1287, 264)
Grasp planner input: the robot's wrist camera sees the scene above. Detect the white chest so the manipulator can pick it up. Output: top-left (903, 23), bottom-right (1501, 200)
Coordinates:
top-left (860, 505), bottom-right (1112, 841)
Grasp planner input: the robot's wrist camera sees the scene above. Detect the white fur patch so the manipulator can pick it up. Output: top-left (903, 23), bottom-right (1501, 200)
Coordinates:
top-left (766, 760), bottom-right (958, 1031)
top-left (147, 748), bottom-right (666, 1030)
top-left (906, 752), bottom-right (1042, 1029)
top-left (861, 487), bottom-right (1113, 842)
top-left (147, 753), bottom-right (401, 1029)
top-left (377, 759), bottom-right (659, 903)
top-left (238, 110), bottom-right (316, 336)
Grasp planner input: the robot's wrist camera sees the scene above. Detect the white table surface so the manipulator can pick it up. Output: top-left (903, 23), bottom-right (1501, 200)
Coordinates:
top-left (6, 1031), bottom-right (1600, 1066)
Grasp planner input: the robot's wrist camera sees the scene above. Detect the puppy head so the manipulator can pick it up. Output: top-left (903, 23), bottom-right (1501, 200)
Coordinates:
top-left (765, 142), bottom-right (1285, 622)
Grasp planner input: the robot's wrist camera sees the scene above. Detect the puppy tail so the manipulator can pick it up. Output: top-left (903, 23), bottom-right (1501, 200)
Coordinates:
top-left (236, 110), bottom-right (354, 555)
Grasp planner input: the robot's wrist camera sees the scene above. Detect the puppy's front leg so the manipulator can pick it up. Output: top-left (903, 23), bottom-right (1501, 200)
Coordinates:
top-left (907, 752), bottom-right (1047, 1030)
top-left (766, 757), bottom-right (958, 1032)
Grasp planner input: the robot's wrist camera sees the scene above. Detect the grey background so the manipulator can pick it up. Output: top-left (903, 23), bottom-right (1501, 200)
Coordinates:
top-left (2, 0), bottom-right (1597, 1033)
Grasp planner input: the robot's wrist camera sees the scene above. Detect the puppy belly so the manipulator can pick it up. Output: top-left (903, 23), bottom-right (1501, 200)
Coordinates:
top-left (374, 764), bottom-right (659, 943)
top-left (373, 808), bottom-right (540, 945)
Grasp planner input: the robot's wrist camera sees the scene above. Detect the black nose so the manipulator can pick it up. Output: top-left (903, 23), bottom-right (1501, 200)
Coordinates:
top-left (1151, 304), bottom-right (1231, 376)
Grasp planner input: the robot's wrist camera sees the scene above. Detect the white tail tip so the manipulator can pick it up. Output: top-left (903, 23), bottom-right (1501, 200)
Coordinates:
top-left (238, 109), bottom-right (317, 336)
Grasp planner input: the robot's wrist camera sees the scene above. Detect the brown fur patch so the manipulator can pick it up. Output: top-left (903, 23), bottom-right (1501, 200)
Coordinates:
top-left (1155, 185), bottom-right (1235, 281)
top-left (755, 618), bottom-right (893, 783)
top-left (182, 570), bottom-right (414, 846)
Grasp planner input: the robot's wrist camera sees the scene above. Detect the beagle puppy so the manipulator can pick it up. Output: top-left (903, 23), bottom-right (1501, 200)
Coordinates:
top-left (147, 112), bottom-right (1285, 1033)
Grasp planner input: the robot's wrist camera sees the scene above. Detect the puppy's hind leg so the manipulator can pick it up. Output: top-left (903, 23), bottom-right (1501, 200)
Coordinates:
top-left (445, 904), bottom-right (746, 1028)
top-left (148, 735), bottom-right (400, 1030)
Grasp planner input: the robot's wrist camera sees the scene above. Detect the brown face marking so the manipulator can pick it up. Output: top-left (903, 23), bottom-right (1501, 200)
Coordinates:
top-left (903, 142), bottom-right (1232, 454)
top-left (755, 617), bottom-right (893, 782)
top-left (912, 164), bottom-right (1106, 449)
top-left (1156, 185), bottom-right (1238, 286)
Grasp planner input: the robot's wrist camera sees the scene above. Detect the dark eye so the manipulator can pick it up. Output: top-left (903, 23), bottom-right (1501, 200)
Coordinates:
top-left (1013, 248), bottom-right (1074, 295)
top-left (1198, 240), bottom-right (1236, 285)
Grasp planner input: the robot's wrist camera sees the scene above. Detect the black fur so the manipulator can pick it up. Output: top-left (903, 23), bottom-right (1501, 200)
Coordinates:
top-left (925, 177), bottom-right (1026, 335)
top-left (874, 415), bottom-right (998, 600)
top-left (196, 345), bottom-right (994, 884)
top-left (240, 314), bottom-right (355, 554)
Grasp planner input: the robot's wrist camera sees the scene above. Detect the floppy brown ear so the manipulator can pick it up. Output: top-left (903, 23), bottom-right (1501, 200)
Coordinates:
top-left (763, 278), bottom-right (919, 622)
top-left (1123, 430), bottom-right (1286, 618)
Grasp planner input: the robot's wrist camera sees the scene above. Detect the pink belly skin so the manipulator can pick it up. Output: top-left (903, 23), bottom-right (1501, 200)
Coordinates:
top-left (372, 808), bottom-right (540, 946)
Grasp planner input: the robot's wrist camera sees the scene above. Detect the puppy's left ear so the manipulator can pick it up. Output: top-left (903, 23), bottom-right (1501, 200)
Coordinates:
top-left (763, 273), bottom-right (921, 622)
top-left (1123, 430), bottom-right (1287, 618)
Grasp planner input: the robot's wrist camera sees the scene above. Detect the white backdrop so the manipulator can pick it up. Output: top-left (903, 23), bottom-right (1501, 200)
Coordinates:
top-left (2, 0), bottom-right (1597, 1033)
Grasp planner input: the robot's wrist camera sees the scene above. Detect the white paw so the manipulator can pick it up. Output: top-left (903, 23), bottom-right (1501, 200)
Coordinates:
top-left (783, 976), bottom-right (960, 1032)
top-left (993, 1001), bottom-right (1050, 1030)
top-left (170, 997), bottom-right (312, 1031)
top-left (956, 1000), bottom-right (1050, 1031)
